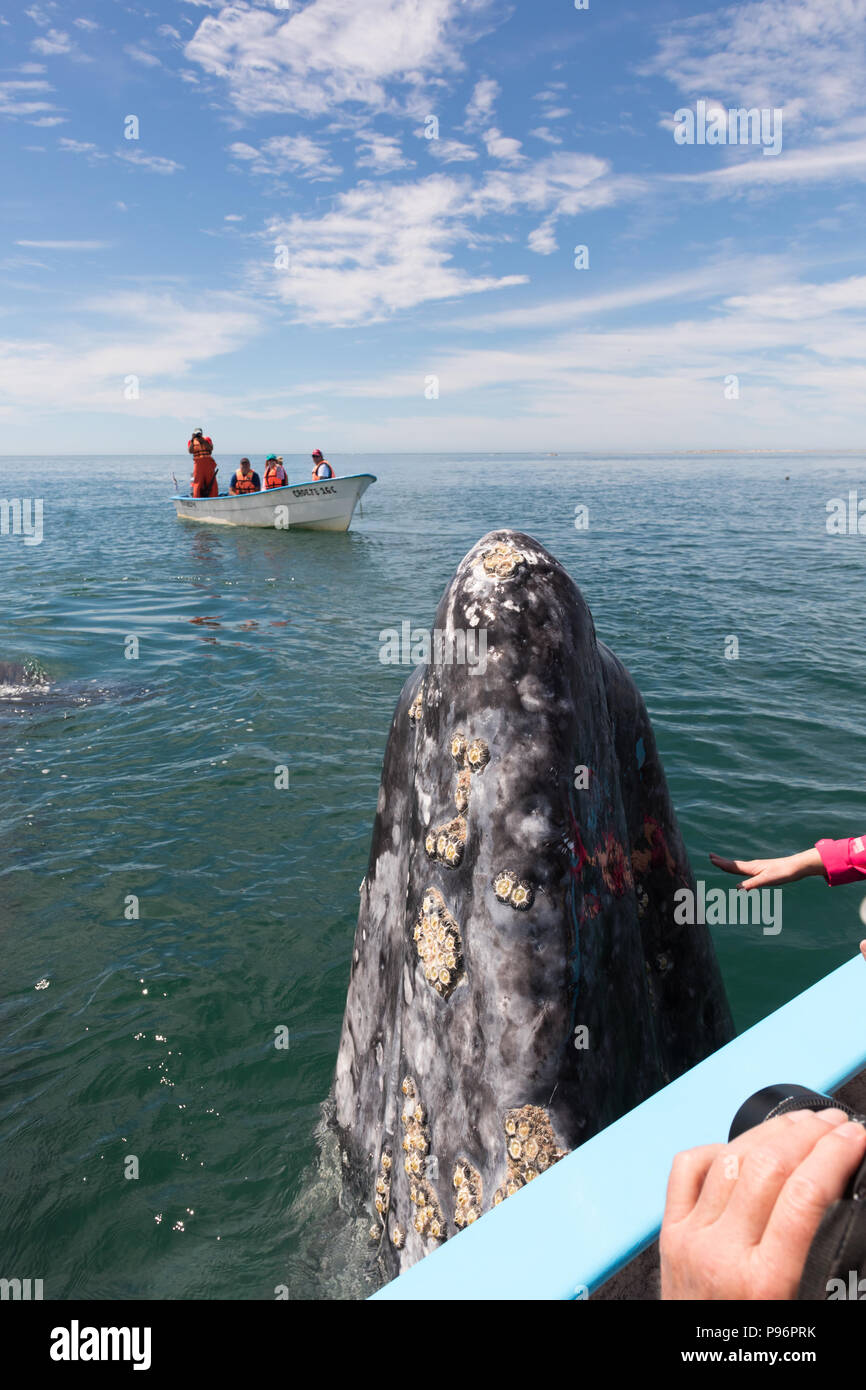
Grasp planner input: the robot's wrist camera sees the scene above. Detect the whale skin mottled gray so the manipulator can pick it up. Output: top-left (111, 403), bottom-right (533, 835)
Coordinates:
top-left (333, 530), bottom-right (733, 1277)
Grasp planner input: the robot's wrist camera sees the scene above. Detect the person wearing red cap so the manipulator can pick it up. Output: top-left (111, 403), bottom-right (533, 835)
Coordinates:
top-left (311, 448), bottom-right (334, 481)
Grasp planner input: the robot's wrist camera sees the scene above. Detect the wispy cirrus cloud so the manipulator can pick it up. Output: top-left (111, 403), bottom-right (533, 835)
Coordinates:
top-left (0, 78), bottom-right (58, 120)
top-left (642, 0), bottom-right (866, 128)
top-left (464, 77), bottom-right (498, 128)
top-left (0, 291), bottom-right (264, 420)
top-left (228, 134), bottom-right (341, 181)
top-left (16, 239), bottom-right (110, 249)
top-left (117, 150), bottom-right (183, 174)
top-left (124, 44), bottom-right (162, 68)
top-left (58, 138), bottom-right (183, 174)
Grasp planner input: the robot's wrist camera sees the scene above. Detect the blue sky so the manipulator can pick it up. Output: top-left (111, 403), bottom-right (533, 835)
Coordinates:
top-left (2, 0), bottom-right (866, 453)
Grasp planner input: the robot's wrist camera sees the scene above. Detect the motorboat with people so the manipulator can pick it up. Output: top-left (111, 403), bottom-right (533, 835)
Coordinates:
top-left (172, 472), bottom-right (375, 532)
top-left (173, 432), bottom-right (375, 531)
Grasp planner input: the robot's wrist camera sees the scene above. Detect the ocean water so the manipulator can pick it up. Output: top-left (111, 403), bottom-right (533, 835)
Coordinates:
top-left (1, 451), bottom-right (865, 1300)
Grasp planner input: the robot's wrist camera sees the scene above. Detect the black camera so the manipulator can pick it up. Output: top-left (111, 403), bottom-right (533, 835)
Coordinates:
top-left (730, 1083), bottom-right (866, 1141)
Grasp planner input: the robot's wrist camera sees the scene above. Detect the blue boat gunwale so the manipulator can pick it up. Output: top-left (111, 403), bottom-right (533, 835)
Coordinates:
top-left (170, 471), bottom-right (377, 501)
top-left (372, 954), bottom-right (866, 1301)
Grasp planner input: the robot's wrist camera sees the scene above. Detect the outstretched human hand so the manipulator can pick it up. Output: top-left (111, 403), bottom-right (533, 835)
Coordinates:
top-left (661, 1108), bottom-right (866, 1300)
top-left (709, 847), bottom-right (825, 891)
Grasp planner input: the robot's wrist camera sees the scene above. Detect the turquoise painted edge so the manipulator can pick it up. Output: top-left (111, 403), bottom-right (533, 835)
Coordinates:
top-left (169, 472), bottom-right (376, 500)
top-left (371, 955), bottom-right (866, 1301)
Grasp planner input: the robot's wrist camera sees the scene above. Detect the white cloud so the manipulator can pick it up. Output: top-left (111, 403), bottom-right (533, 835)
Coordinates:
top-left (530, 126), bottom-right (563, 146)
top-left (427, 137), bottom-right (478, 163)
top-left (32, 29), bottom-right (73, 56)
top-left (73, 17), bottom-right (99, 30)
top-left (118, 150), bottom-right (183, 174)
top-left (262, 174), bottom-right (526, 325)
top-left (125, 45), bottom-right (162, 68)
top-left (356, 132), bottom-right (413, 173)
top-left (467, 151), bottom-right (627, 220)
top-left (224, 213), bottom-right (244, 221)
top-left (17, 239), bottom-right (110, 249)
top-left (0, 78), bottom-right (58, 119)
top-left (642, 0), bottom-right (866, 130)
top-left (58, 138), bottom-right (181, 173)
top-left (669, 137), bottom-right (866, 192)
top-left (483, 127), bottom-right (525, 164)
top-left (297, 270), bottom-right (866, 451)
top-left (528, 219), bottom-right (557, 255)
top-left (58, 136), bottom-right (106, 158)
top-left (228, 134), bottom-right (341, 180)
top-left (249, 148), bottom-right (626, 326)
top-left (185, 0), bottom-right (494, 115)
top-left (452, 260), bottom-right (784, 333)
top-left (465, 77), bottom-right (498, 128)
top-left (0, 291), bottom-right (264, 421)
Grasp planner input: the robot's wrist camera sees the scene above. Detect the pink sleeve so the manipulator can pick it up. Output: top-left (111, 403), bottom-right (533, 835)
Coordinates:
top-left (815, 836), bottom-right (866, 886)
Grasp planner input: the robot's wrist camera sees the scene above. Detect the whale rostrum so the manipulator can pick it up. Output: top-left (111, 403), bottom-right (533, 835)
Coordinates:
top-left (334, 530), bottom-right (733, 1277)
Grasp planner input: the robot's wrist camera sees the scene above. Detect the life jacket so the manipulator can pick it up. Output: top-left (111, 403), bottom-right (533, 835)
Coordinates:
top-left (265, 464), bottom-right (286, 489)
top-left (312, 459), bottom-right (334, 480)
top-left (189, 435), bottom-right (213, 456)
top-left (233, 470), bottom-right (258, 494)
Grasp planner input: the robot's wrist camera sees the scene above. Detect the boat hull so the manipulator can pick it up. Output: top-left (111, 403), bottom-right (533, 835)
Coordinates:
top-left (172, 473), bottom-right (375, 531)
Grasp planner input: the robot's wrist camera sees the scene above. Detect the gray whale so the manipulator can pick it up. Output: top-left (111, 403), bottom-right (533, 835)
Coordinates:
top-left (0, 660), bottom-right (152, 712)
top-left (334, 530), bottom-right (733, 1277)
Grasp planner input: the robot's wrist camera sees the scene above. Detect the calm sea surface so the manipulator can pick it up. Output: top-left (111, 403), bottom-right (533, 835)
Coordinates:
top-left (1, 451), bottom-right (865, 1299)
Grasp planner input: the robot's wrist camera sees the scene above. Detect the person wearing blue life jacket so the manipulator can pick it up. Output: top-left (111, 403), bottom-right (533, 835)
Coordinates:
top-left (311, 448), bottom-right (334, 481)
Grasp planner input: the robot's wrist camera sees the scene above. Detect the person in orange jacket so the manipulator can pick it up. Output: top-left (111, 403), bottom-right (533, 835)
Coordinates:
top-left (188, 428), bottom-right (218, 497)
top-left (229, 457), bottom-right (261, 494)
top-left (311, 448), bottom-right (334, 480)
top-left (264, 455), bottom-right (288, 488)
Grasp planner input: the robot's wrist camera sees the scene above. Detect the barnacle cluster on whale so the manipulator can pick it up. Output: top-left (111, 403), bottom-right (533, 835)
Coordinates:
top-left (492, 1106), bottom-right (567, 1207)
top-left (425, 814), bottom-right (467, 868)
top-left (480, 541), bottom-right (524, 579)
top-left (369, 1146), bottom-right (393, 1242)
top-left (493, 868), bottom-right (535, 911)
top-left (452, 1160), bottom-right (483, 1230)
top-left (413, 887), bottom-right (464, 999)
top-left (424, 729), bottom-right (490, 867)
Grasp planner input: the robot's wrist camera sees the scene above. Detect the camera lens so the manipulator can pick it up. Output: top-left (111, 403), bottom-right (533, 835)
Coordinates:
top-left (728, 1084), bottom-right (857, 1141)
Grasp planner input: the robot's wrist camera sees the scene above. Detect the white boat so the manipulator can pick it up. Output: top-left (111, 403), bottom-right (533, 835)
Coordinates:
top-left (172, 473), bottom-right (376, 532)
